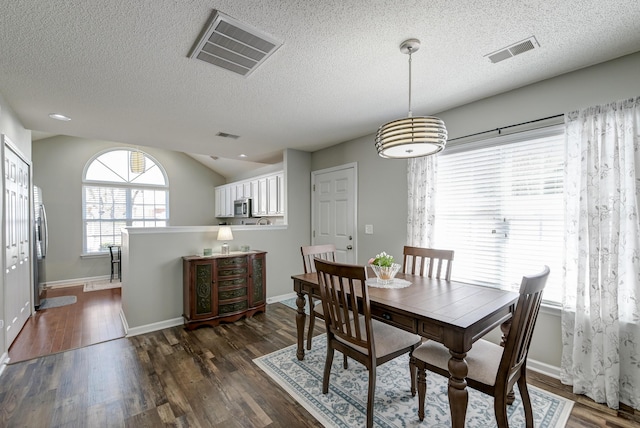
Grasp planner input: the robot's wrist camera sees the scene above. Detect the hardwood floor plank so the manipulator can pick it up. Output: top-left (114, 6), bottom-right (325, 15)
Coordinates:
top-left (1, 302), bottom-right (638, 427)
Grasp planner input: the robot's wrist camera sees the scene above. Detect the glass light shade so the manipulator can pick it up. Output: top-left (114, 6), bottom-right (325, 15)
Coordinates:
top-left (130, 150), bottom-right (146, 173)
top-left (375, 116), bottom-right (447, 158)
top-left (217, 226), bottom-right (234, 241)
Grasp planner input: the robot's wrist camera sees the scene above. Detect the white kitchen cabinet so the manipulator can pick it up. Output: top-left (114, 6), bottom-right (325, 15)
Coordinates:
top-left (266, 173), bottom-right (283, 215)
top-left (255, 177), bottom-right (268, 216)
top-left (215, 170), bottom-right (285, 219)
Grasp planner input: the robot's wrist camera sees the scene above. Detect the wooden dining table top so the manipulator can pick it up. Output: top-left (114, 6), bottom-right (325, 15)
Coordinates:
top-left (292, 271), bottom-right (519, 346)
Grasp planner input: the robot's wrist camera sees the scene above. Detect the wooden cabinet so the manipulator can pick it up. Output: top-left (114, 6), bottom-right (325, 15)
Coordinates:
top-left (183, 251), bottom-right (267, 329)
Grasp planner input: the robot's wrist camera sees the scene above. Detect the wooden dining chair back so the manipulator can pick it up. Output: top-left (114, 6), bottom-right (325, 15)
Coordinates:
top-left (300, 244), bottom-right (337, 351)
top-left (314, 258), bottom-right (422, 428)
top-left (410, 265), bottom-right (550, 427)
top-left (301, 243), bottom-right (336, 273)
top-left (402, 246), bottom-right (454, 280)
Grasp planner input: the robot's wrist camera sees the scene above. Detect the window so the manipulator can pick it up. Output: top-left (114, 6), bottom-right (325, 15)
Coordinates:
top-left (83, 149), bottom-right (169, 253)
top-left (433, 125), bottom-right (564, 303)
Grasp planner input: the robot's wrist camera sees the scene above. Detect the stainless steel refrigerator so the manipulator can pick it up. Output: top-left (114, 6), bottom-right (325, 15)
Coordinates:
top-left (33, 185), bottom-right (48, 310)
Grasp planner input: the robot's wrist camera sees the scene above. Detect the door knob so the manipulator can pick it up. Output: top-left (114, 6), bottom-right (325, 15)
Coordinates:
top-left (346, 245), bottom-right (353, 250)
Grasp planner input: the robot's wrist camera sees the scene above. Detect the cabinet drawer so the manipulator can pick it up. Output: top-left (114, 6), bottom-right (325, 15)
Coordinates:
top-left (219, 286), bottom-right (247, 301)
top-left (370, 307), bottom-right (416, 332)
top-left (218, 257), bottom-right (246, 267)
top-left (218, 277), bottom-right (247, 288)
top-left (218, 267), bottom-right (247, 278)
top-left (219, 300), bottom-right (248, 315)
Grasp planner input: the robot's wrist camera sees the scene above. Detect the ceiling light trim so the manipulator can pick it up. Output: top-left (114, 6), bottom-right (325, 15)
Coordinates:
top-left (189, 10), bottom-right (282, 77)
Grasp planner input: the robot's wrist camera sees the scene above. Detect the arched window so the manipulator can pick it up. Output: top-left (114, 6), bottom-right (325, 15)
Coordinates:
top-left (83, 148), bottom-right (169, 253)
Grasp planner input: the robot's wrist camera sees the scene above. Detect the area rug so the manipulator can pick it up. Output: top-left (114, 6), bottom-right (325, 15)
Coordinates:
top-left (83, 280), bottom-right (121, 292)
top-left (39, 296), bottom-right (77, 310)
top-left (254, 334), bottom-right (574, 427)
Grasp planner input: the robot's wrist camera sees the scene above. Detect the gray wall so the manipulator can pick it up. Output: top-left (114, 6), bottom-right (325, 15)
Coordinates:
top-left (32, 136), bottom-right (227, 282)
top-left (310, 51), bottom-right (640, 371)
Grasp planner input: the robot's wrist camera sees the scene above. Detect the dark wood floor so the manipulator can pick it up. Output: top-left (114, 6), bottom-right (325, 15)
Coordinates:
top-left (8, 284), bottom-right (124, 364)
top-left (1, 299), bottom-right (638, 427)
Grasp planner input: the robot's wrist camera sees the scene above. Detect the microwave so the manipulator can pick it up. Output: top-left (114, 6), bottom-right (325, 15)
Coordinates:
top-left (234, 198), bottom-right (252, 218)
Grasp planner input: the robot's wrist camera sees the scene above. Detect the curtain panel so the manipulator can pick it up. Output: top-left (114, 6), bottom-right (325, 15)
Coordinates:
top-left (561, 96), bottom-right (640, 410)
top-left (406, 156), bottom-right (437, 247)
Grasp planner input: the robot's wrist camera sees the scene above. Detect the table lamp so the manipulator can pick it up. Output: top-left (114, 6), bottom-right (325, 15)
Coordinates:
top-left (217, 226), bottom-right (234, 255)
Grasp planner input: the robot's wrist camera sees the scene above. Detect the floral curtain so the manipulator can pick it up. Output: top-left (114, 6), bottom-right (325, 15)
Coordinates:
top-left (407, 156), bottom-right (437, 247)
top-left (561, 96), bottom-right (640, 410)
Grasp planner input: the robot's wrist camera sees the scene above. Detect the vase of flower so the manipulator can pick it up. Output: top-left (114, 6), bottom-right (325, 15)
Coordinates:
top-left (368, 251), bottom-right (401, 285)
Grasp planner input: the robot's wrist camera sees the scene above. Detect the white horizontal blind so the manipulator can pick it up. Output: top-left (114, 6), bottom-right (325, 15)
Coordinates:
top-left (433, 126), bottom-right (564, 303)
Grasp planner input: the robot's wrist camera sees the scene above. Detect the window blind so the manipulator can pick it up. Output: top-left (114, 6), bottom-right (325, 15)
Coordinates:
top-left (433, 125), bottom-right (565, 303)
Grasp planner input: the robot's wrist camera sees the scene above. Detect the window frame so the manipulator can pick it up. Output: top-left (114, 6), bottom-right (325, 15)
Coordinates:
top-left (82, 148), bottom-right (170, 255)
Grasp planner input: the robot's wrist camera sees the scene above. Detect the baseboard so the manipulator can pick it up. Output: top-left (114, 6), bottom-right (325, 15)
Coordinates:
top-left (266, 292), bottom-right (297, 304)
top-left (527, 358), bottom-right (561, 379)
top-left (124, 315), bottom-right (184, 337)
top-left (44, 275), bottom-right (110, 289)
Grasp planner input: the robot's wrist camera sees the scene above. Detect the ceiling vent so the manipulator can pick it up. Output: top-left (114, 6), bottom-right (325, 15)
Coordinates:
top-left (189, 10), bottom-right (282, 77)
top-left (485, 36), bottom-right (539, 64)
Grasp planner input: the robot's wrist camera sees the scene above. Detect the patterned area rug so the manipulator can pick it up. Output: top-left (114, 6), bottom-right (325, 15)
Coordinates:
top-left (84, 280), bottom-right (121, 292)
top-left (39, 295), bottom-right (77, 309)
top-left (254, 334), bottom-right (573, 427)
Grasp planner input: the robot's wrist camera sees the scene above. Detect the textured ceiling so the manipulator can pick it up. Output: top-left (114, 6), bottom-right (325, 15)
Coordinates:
top-left (2, 1), bottom-right (640, 177)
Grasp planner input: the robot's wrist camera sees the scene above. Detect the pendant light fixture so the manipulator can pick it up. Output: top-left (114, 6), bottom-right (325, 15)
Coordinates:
top-left (130, 148), bottom-right (146, 174)
top-left (375, 39), bottom-right (447, 158)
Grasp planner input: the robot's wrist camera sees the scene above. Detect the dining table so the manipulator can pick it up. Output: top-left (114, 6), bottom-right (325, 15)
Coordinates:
top-left (291, 270), bottom-right (520, 428)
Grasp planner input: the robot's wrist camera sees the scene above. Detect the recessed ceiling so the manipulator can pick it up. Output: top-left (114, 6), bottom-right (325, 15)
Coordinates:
top-left (1, 1), bottom-right (639, 177)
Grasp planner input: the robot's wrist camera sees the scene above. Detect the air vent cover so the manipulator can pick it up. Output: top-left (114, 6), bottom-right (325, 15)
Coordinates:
top-left (485, 36), bottom-right (539, 64)
top-left (189, 10), bottom-right (282, 76)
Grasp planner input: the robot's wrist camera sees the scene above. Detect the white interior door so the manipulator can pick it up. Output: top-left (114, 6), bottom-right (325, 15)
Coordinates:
top-left (311, 163), bottom-right (357, 264)
top-left (3, 139), bottom-right (31, 347)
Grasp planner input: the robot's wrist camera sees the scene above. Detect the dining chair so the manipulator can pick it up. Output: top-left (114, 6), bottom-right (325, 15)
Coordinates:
top-left (410, 265), bottom-right (550, 427)
top-left (402, 246), bottom-right (454, 280)
top-left (315, 258), bottom-right (422, 428)
top-left (300, 244), bottom-right (337, 350)
top-left (108, 245), bottom-right (121, 283)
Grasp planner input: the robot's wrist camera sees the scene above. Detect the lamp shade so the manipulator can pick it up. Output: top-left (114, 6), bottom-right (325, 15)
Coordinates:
top-left (217, 226), bottom-right (234, 241)
top-left (375, 116), bottom-right (447, 159)
top-left (130, 150), bottom-right (146, 173)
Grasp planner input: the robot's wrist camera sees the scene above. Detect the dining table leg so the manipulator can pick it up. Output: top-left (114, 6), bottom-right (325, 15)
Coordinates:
top-left (447, 350), bottom-right (469, 428)
top-left (295, 290), bottom-right (307, 360)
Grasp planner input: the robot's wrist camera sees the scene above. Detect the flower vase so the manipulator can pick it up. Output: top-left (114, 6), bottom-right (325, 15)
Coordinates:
top-left (370, 263), bottom-right (401, 285)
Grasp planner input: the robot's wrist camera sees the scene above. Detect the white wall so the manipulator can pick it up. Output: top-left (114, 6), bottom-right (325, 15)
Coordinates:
top-left (311, 51), bottom-right (640, 373)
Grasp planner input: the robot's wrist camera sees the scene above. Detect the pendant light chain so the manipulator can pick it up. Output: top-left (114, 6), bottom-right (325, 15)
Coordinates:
top-left (408, 49), bottom-right (413, 118)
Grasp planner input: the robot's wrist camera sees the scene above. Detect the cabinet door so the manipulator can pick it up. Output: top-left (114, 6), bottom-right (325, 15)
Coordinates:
top-left (248, 252), bottom-right (266, 307)
top-left (266, 175), bottom-right (278, 215)
top-left (255, 178), bottom-right (268, 216)
top-left (215, 187), bottom-right (224, 217)
top-left (188, 260), bottom-right (217, 319)
top-left (243, 182), bottom-right (252, 199)
top-left (250, 180), bottom-right (259, 216)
